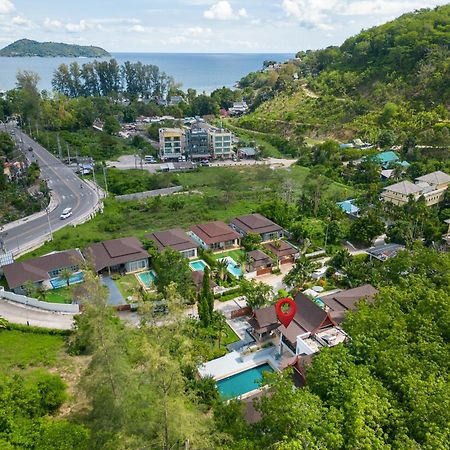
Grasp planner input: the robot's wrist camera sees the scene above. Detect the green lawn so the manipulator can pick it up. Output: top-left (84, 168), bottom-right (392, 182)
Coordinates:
top-left (222, 323), bottom-right (240, 346)
top-left (0, 330), bottom-right (65, 372)
top-left (114, 273), bottom-right (141, 300)
top-left (214, 249), bottom-right (246, 261)
top-left (45, 287), bottom-right (73, 304)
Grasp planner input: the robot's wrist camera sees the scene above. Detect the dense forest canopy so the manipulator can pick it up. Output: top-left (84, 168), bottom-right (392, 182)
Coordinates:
top-left (236, 5), bottom-right (450, 146)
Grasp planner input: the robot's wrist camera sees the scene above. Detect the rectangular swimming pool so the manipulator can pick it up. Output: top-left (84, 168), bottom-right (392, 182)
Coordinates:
top-left (50, 272), bottom-right (84, 289)
top-left (219, 256), bottom-right (242, 278)
top-left (216, 363), bottom-right (274, 399)
top-left (136, 270), bottom-right (156, 288)
top-left (189, 259), bottom-right (208, 272)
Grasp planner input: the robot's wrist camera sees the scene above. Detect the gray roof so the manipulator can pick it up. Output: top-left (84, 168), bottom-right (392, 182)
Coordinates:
top-left (415, 171), bottom-right (450, 186)
top-left (366, 243), bottom-right (405, 261)
top-left (239, 147), bottom-right (257, 156)
top-left (383, 180), bottom-right (423, 195)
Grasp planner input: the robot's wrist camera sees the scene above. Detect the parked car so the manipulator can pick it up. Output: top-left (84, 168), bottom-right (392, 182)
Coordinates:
top-left (28, 146), bottom-right (33, 152)
top-left (144, 155), bottom-right (156, 163)
top-left (60, 207), bottom-right (73, 220)
top-left (200, 159), bottom-right (210, 166)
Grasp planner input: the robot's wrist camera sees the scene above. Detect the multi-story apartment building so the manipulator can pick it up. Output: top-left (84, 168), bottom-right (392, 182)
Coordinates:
top-left (158, 128), bottom-right (185, 161)
top-left (186, 123), bottom-right (210, 160)
top-left (208, 127), bottom-right (233, 159)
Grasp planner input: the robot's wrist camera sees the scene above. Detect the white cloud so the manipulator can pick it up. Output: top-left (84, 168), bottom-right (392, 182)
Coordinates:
top-left (65, 19), bottom-right (93, 33)
top-left (281, 0), bottom-right (448, 30)
top-left (0, 0), bottom-right (15, 15)
top-left (186, 26), bottom-right (212, 36)
top-left (203, 1), bottom-right (247, 20)
top-left (11, 15), bottom-right (32, 28)
top-left (43, 17), bottom-right (62, 30)
top-left (131, 24), bottom-right (146, 33)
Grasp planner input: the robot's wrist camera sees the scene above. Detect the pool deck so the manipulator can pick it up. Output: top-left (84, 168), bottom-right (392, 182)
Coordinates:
top-left (198, 347), bottom-right (280, 381)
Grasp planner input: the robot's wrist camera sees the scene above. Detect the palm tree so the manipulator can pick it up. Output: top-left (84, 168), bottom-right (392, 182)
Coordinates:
top-left (36, 285), bottom-right (47, 302)
top-left (215, 259), bottom-right (228, 283)
top-left (212, 311), bottom-right (227, 348)
top-left (283, 256), bottom-right (318, 290)
top-left (237, 252), bottom-right (248, 274)
top-left (59, 268), bottom-right (73, 287)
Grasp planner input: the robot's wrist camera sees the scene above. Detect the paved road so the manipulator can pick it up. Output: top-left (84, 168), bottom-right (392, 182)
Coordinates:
top-left (2, 124), bottom-right (99, 256)
top-left (0, 299), bottom-right (75, 330)
top-left (107, 155), bottom-right (297, 172)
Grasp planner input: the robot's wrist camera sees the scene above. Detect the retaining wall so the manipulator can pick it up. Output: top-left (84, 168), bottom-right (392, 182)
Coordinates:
top-left (0, 287), bottom-right (79, 313)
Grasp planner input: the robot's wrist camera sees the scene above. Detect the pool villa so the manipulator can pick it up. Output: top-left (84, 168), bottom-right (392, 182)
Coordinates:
top-left (136, 270), bottom-right (157, 289)
top-left (219, 256), bottom-right (242, 278)
top-left (198, 347), bottom-right (280, 400)
top-left (189, 259), bottom-right (209, 272)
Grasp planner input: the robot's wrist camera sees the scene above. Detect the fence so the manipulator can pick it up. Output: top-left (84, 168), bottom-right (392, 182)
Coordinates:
top-left (115, 185), bottom-right (183, 202)
top-left (0, 287), bottom-right (79, 313)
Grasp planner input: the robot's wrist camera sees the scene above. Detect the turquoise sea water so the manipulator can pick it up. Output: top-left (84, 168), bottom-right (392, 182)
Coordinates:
top-left (0, 52), bottom-right (293, 93)
top-left (216, 363), bottom-right (274, 399)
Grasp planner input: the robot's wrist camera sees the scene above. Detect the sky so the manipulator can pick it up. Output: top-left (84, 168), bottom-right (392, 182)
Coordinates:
top-left (0, 0), bottom-right (448, 53)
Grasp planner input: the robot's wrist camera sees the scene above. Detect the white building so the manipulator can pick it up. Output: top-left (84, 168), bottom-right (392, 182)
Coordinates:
top-left (158, 128), bottom-right (185, 161)
top-left (208, 127), bottom-right (233, 159)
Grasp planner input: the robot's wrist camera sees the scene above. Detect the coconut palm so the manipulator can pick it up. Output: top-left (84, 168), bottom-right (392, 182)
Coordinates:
top-left (237, 252), bottom-right (248, 274)
top-left (283, 256), bottom-right (318, 290)
top-left (59, 268), bottom-right (73, 287)
top-left (215, 259), bottom-right (228, 282)
top-left (212, 311), bottom-right (227, 348)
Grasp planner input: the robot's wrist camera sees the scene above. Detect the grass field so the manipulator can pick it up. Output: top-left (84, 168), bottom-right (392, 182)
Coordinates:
top-left (222, 323), bottom-right (240, 347)
top-left (20, 164), bottom-right (355, 261)
top-left (114, 273), bottom-right (141, 300)
top-left (214, 249), bottom-right (246, 261)
top-left (45, 287), bottom-right (73, 304)
top-left (0, 330), bottom-right (65, 372)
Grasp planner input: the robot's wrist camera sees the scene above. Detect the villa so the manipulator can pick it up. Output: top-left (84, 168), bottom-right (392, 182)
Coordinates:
top-left (382, 170), bottom-right (450, 206)
top-left (85, 237), bottom-right (149, 274)
top-left (247, 249), bottom-right (274, 276)
top-left (188, 221), bottom-right (240, 251)
top-left (145, 228), bottom-right (198, 259)
top-left (230, 213), bottom-right (284, 242)
top-left (319, 284), bottom-right (378, 325)
top-left (263, 240), bottom-right (299, 265)
top-left (3, 249), bottom-right (84, 294)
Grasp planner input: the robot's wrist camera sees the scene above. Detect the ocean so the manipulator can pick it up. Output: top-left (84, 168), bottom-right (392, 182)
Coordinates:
top-left (0, 52), bottom-right (293, 93)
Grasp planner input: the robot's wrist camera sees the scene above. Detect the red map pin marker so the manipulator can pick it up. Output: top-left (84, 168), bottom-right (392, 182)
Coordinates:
top-left (275, 297), bottom-right (297, 328)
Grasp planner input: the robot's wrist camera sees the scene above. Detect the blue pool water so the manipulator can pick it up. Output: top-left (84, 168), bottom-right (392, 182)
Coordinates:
top-left (189, 260), bottom-right (208, 272)
top-left (216, 363), bottom-right (274, 399)
top-left (136, 270), bottom-right (156, 288)
top-left (50, 272), bottom-right (84, 289)
top-left (220, 256), bottom-right (242, 277)
top-left (314, 298), bottom-right (325, 308)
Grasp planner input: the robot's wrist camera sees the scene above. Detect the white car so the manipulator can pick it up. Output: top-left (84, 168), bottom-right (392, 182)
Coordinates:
top-left (60, 207), bottom-right (73, 220)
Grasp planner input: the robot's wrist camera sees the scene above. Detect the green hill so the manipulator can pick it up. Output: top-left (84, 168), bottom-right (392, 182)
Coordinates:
top-left (235, 5), bottom-right (450, 148)
top-left (0, 39), bottom-right (110, 58)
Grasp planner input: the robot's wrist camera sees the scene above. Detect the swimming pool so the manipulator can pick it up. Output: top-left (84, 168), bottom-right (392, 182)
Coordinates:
top-left (50, 272), bottom-right (84, 289)
top-left (189, 259), bottom-right (208, 272)
top-left (219, 256), bottom-right (242, 277)
top-left (136, 270), bottom-right (156, 288)
top-left (216, 363), bottom-right (274, 399)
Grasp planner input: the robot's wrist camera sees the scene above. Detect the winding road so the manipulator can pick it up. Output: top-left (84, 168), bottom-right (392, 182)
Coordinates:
top-left (1, 123), bottom-right (100, 256)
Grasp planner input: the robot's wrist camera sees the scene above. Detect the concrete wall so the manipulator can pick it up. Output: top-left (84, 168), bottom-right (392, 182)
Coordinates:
top-left (115, 186), bottom-right (182, 202)
top-left (0, 287), bottom-right (79, 313)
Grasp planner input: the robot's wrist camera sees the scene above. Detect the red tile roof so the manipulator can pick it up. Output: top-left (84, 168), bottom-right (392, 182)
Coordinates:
top-left (145, 228), bottom-right (197, 252)
top-left (230, 213), bottom-right (282, 235)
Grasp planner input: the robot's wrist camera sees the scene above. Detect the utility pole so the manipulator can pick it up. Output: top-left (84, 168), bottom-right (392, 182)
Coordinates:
top-left (46, 208), bottom-right (53, 240)
top-left (28, 121), bottom-right (32, 137)
top-left (35, 122), bottom-right (39, 138)
top-left (56, 134), bottom-right (63, 160)
top-left (102, 163), bottom-right (109, 196)
top-left (66, 142), bottom-right (71, 164)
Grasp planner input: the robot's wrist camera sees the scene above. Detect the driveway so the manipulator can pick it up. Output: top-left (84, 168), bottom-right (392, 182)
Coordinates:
top-left (257, 263), bottom-right (293, 292)
top-left (0, 299), bottom-right (75, 330)
top-left (100, 276), bottom-right (126, 306)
